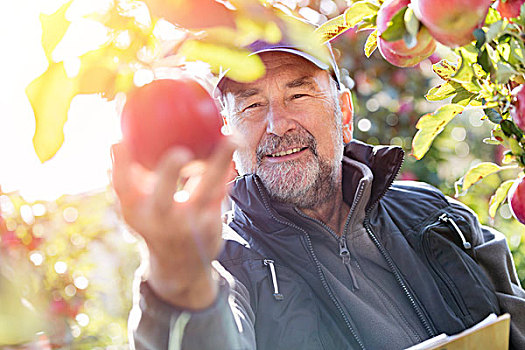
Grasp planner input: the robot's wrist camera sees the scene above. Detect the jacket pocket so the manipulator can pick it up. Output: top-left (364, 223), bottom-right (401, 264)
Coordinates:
top-left (421, 213), bottom-right (500, 328)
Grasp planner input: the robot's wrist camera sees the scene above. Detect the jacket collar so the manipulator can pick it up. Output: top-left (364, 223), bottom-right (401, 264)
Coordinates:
top-left (229, 140), bottom-right (404, 225)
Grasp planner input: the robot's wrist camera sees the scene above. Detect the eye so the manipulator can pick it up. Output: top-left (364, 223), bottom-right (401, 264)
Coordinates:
top-left (291, 94), bottom-right (307, 99)
top-left (244, 102), bottom-right (262, 110)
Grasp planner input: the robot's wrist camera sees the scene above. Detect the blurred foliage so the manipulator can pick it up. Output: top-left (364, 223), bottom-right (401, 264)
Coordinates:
top-left (0, 188), bottom-right (140, 348)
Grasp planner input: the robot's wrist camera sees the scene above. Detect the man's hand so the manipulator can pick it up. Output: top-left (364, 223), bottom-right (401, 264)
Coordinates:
top-left (111, 139), bottom-right (235, 310)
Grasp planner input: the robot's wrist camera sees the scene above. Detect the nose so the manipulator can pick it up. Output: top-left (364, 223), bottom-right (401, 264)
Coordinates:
top-left (265, 103), bottom-right (296, 137)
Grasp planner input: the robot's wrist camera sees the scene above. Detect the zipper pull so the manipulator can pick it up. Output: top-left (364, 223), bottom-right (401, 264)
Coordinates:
top-left (339, 237), bottom-right (359, 291)
top-left (439, 213), bottom-right (472, 250)
top-left (339, 236), bottom-right (351, 264)
top-left (263, 259), bottom-right (284, 301)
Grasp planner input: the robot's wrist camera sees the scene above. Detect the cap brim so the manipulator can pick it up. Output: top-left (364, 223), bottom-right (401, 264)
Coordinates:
top-left (248, 47), bottom-right (330, 71)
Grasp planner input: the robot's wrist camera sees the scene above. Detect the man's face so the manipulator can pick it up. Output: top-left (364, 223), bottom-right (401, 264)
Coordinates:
top-left (221, 52), bottom-right (345, 208)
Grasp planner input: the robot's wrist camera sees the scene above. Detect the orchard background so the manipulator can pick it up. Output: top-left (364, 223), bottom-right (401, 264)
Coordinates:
top-left (1, 0), bottom-right (525, 347)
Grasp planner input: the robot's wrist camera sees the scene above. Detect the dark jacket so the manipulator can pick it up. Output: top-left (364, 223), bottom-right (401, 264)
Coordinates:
top-left (131, 140), bottom-right (525, 350)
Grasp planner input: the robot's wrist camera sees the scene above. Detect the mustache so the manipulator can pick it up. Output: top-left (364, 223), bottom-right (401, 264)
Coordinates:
top-left (256, 129), bottom-right (318, 165)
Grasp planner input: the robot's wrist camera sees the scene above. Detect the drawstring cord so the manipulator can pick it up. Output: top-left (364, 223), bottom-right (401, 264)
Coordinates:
top-left (439, 213), bottom-right (472, 250)
top-left (264, 259), bottom-right (284, 301)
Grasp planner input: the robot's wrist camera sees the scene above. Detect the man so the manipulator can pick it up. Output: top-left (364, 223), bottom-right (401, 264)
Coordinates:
top-left (112, 39), bottom-right (525, 349)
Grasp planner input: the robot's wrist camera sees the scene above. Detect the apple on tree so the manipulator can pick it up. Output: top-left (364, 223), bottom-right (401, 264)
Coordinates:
top-left (121, 79), bottom-right (224, 170)
top-left (511, 84), bottom-right (525, 131)
top-left (509, 176), bottom-right (525, 224)
top-left (377, 0), bottom-right (436, 67)
top-left (496, 0), bottom-right (525, 19)
top-left (411, 0), bottom-right (491, 47)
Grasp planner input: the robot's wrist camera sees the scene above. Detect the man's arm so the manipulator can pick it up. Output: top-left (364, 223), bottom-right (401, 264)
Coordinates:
top-left (449, 199), bottom-right (525, 348)
top-left (129, 262), bottom-right (256, 350)
top-left (111, 138), bottom-right (253, 349)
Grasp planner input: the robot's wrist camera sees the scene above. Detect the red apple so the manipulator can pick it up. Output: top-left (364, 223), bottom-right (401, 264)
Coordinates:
top-left (412, 0), bottom-right (491, 47)
top-left (121, 79), bottom-right (224, 170)
top-left (509, 176), bottom-right (525, 224)
top-left (377, 0), bottom-right (436, 67)
top-left (145, 0), bottom-right (235, 29)
top-left (496, 0), bottom-right (525, 19)
top-left (511, 85), bottom-right (525, 131)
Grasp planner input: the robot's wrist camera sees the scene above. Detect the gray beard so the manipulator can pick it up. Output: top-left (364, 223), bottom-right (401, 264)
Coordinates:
top-left (234, 123), bottom-right (343, 209)
top-left (257, 150), bottom-right (339, 209)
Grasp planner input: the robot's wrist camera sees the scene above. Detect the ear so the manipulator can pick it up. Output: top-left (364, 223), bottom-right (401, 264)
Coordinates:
top-left (339, 89), bottom-right (353, 143)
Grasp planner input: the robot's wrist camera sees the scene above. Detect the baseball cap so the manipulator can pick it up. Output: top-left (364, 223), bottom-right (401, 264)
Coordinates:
top-left (245, 39), bottom-right (341, 88)
top-left (215, 34), bottom-right (342, 91)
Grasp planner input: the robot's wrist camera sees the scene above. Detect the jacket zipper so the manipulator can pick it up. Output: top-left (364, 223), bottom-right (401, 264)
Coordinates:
top-left (303, 233), bottom-right (366, 350)
top-left (295, 181), bottom-right (366, 292)
top-left (338, 181), bottom-right (366, 291)
top-left (362, 151), bottom-right (437, 338)
top-left (363, 220), bottom-right (437, 338)
top-left (421, 220), bottom-right (470, 323)
top-left (339, 237), bottom-right (359, 291)
top-left (254, 180), bottom-right (366, 350)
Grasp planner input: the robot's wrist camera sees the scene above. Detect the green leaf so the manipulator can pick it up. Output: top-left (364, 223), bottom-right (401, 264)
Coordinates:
top-left (498, 41), bottom-right (512, 61)
top-left (485, 108), bottom-right (503, 124)
top-left (478, 48), bottom-right (493, 74)
top-left (500, 119), bottom-right (524, 139)
top-left (40, 1), bottom-right (73, 62)
top-left (473, 28), bottom-right (485, 49)
top-left (455, 162), bottom-right (503, 196)
top-left (472, 63), bottom-right (488, 79)
top-left (26, 62), bottom-right (77, 163)
top-left (432, 60), bottom-right (457, 80)
top-left (425, 81), bottom-right (461, 101)
top-left (489, 180), bottom-right (515, 218)
top-left (451, 87), bottom-right (475, 106)
top-left (364, 30), bottom-right (378, 58)
top-left (404, 7), bottom-right (419, 38)
top-left (315, 14), bottom-right (351, 43)
top-left (509, 137), bottom-right (525, 156)
top-left (460, 78), bottom-right (482, 93)
top-left (483, 137), bottom-right (502, 145)
top-left (179, 40), bottom-right (265, 83)
top-left (344, 1), bottom-right (380, 28)
top-left (496, 61), bottom-right (518, 84)
top-left (451, 47), bottom-right (477, 83)
top-left (485, 7), bottom-right (502, 25)
top-left (411, 104), bottom-right (464, 160)
top-left (381, 7), bottom-right (407, 42)
top-left (510, 38), bottom-right (525, 65)
top-left (485, 20), bottom-right (504, 43)
top-left (76, 48), bottom-right (120, 99)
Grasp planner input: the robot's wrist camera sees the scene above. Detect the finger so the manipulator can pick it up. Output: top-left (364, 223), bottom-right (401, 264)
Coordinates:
top-left (192, 138), bottom-right (236, 207)
top-left (151, 147), bottom-right (194, 216)
top-left (111, 143), bottom-right (144, 207)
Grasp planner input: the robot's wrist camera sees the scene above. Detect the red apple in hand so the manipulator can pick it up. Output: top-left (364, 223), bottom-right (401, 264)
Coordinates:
top-left (412, 0), bottom-right (491, 47)
top-left (377, 0), bottom-right (436, 67)
top-left (144, 0), bottom-right (235, 29)
top-left (496, 0), bottom-right (525, 19)
top-left (509, 177), bottom-right (525, 224)
top-left (121, 79), bottom-right (223, 170)
top-left (511, 84), bottom-right (525, 131)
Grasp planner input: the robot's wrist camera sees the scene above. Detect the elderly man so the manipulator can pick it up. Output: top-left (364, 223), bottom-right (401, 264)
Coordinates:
top-left (112, 39), bottom-right (525, 349)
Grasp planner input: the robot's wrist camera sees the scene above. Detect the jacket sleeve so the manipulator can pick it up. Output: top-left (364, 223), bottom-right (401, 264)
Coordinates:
top-left (449, 199), bottom-right (525, 349)
top-left (128, 262), bottom-right (256, 350)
